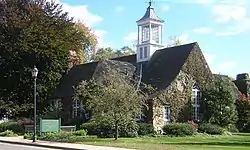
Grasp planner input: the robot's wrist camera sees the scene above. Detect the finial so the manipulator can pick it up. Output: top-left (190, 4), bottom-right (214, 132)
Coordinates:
top-left (149, 0), bottom-right (153, 6)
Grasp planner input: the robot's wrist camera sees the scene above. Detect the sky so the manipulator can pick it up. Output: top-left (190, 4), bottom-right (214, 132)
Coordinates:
top-left (52, 0), bottom-right (250, 78)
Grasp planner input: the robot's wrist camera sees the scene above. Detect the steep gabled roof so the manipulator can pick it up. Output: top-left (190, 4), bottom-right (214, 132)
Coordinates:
top-left (142, 43), bottom-right (197, 90)
top-left (53, 42), bottom-right (201, 98)
top-left (53, 62), bottom-right (98, 98)
top-left (52, 59), bottom-right (136, 98)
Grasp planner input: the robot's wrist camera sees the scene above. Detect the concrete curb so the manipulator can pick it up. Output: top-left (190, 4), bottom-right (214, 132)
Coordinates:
top-left (0, 139), bottom-right (86, 150)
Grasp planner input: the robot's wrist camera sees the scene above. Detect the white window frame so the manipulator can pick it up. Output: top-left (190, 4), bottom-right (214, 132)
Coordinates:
top-left (72, 99), bottom-right (82, 118)
top-left (152, 26), bottom-right (159, 43)
top-left (163, 105), bottom-right (170, 122)
top-left (192, 84), bottom-right (201, 121)
top-left (136, 105), bottom-right (146, 122)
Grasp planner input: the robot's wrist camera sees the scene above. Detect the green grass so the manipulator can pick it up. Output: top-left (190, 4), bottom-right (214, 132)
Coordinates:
top-left (75, 133), bottom-right (250, 150)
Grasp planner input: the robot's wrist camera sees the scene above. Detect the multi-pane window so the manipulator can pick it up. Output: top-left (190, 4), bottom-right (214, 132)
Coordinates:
top-left (142, 26), bottom-right (149, 42)
top-left (163, 105), bottom-right (170, 122)
top-left (192, 83), bottom-right (201, 121)
top-left (144, 46), bottom-right (148, 58)
top-left (72, 99), bottom-right (81, 118)
top-left (139, 47), bottom-right (143, 59)
top-left (136, 105), bottom-right (146, 122)
top-left (152, 26), bottom-right (159, 43)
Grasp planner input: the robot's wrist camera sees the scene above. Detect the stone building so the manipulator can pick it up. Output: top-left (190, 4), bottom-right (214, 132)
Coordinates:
top-left (52, 2), bottom-right (214, 130)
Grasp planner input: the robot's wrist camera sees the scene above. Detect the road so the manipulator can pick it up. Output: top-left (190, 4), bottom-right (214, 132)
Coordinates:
top-left (0, 142), bottom-right (58, 150)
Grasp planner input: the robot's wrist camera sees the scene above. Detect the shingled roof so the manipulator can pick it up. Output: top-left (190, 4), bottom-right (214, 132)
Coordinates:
top-left (142, 43), bottom-right (196, 90)
top-left (52, 42), bottom-right (199, 99)
top-left (136, 5), bottom-right (164, 23)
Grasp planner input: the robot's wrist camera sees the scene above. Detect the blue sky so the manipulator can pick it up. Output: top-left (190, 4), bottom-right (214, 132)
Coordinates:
top-left (55, 0), bottom-right (250, 78)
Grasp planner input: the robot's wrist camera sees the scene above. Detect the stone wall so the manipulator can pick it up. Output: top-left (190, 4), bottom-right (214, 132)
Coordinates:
top-left (181, 44), bottom-right (213, 89)
top-left (152, 70), bottom-right (195, 131)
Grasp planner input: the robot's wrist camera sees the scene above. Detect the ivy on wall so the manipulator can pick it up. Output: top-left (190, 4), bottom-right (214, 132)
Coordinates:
top-left (151, 44), bottom-right (214, 128)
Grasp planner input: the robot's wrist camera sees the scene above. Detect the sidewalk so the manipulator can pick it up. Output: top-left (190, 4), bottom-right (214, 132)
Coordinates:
top-left (0, 136), bottom-right (134, 150)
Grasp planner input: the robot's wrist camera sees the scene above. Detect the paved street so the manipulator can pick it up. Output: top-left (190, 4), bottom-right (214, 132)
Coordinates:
top-left (0, 142), bottom-right (58, 150)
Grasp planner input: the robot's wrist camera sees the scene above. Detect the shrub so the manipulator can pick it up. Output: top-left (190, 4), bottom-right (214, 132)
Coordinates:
top-left (137, 123), bottom-right (155, 136)
top-left (39, 132), bottom-right (73, 141)
top-left (198, 123), bottom-right (224, 135)
top-left (0, 130), bottom-right (17, 137)
top-left (119, 121), bottom-right (138, 137)
top-left (227, 124), bottom-right (239, 133)
top-left (73, 129), bottom-right (88, 136)
top-left (0, 122), bottom-right (24, 134)
top-left (163, 123), bottom-right (196, 136)
top-left (80, 121), bottom-right (113, 138)
top-left (80, 121), bottom-right (99, 135)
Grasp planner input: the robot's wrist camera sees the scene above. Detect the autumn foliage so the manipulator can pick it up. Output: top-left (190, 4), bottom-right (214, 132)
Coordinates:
top-left (236, 93), bottom-right (250, 132)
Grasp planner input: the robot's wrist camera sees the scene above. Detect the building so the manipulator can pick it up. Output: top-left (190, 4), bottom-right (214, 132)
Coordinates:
top-left (52, 2), bottom-right (214, 130)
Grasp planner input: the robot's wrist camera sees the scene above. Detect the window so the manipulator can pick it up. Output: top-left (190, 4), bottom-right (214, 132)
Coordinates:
top-left (142, 26), bottom-right (149, 42)
top-left (139, 47), bottom-right (143, 59)
top-left (144, 47), bottom-right (148, 58)
top-left (163, 105), bottom-right (170, 122)
top-left (152, 26), bottom-right (159, 43)
top-left (137, 105), bottom-right (146, 122)
top-left (192, 83), bottom-right (201, 121)
top-left (72, 99), bottom-right (81, 118)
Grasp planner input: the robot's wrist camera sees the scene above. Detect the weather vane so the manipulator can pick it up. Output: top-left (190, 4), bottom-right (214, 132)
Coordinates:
top-left (146, 0), bottom-right (155, 6)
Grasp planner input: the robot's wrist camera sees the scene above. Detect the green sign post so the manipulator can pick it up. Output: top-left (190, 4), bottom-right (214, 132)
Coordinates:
top-left (40, 118), bottom-right (61, 134)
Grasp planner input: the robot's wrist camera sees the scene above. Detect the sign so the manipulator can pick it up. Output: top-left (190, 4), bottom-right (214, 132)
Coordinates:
top-left (40, 118), bottom-right (61, 133)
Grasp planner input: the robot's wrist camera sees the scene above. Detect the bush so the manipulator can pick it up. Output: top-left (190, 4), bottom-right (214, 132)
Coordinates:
top-left (80, 121), bottom-right (113, 138)
top-left (227, 124), bottom-right (239, 133)
top-left (73, 129), bottom-right (88, 136)
top-left (163, 123), bottom-right (196, 136)
top-left (198, 123), bottom-right (224, 135)
top-left (119, 121), bottom-right (138, 137)
top-left (81, 121), bottom-right (140, 138)
top-left (0, 130), bottom-right (17, 137)
top-left (0, 122), bottom-right (24, 134)
top-left (137, 123), bottom-right (155, 136)
top-left (80, 121), bottom-right (99, 135)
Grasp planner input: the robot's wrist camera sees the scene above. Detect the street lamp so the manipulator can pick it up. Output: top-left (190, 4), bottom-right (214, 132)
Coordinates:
top-left (31, 66), bottom-right (38, 142)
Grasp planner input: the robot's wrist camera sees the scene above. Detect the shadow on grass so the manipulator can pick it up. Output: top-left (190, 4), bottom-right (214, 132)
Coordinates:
top-left (162, 142), bottom-right (250, 147)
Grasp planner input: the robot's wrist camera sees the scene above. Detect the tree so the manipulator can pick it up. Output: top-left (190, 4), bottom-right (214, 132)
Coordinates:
top-left (91, 47), bottom-right (117, 61)
top-left (115, 46), bottom-right (136, 57)
top-left (167, 36), bottom-right (182, 47)
top-left (91, 46), bottom-right (135, 61)
top-left (0, 0), bottom-right (97, 118)
top-left (236, 94), bottom-right (250, 132)
top-left (74, 66), bottom-right (149, 140)
top-left (201, 75), bottom-right (237, 127)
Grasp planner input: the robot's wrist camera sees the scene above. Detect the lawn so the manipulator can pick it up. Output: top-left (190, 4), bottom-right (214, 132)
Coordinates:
top-left (77, 133), bottom-right (250, 150)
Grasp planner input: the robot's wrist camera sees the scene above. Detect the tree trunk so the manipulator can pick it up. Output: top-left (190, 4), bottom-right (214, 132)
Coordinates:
top-left (115, 121), bottom-right (118, 140)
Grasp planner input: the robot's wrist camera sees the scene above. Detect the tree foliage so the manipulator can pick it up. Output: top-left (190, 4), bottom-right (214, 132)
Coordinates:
top-left (91, 46), bottom-right (135, 61)
top-left (201, 75), bottom-right (237, 127)
top-left (0, 0), bottom-right (96, 118)
top-left (236, 94), bottom-right (250, 132)
top-left (74, 67), bottom-right (149, 140)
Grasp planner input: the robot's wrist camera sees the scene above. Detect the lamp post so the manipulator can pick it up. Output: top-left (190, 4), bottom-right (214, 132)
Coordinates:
top-left (31, 66), bottom-right (38, 143)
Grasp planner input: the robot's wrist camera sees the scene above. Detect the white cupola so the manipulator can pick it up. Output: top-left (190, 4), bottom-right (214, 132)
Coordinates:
top-left (136, 0), bottom-right (164, 63)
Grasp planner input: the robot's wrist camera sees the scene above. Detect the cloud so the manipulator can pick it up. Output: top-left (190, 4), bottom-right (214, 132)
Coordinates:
top-left (48, 0), bottom-right (103, 27)
top-left (212, 5), bottom-right (247, 23)
top-left (124, 32), bottom-right (137, 42)
top-left (161, 5), bottom-right (169, 12)
top-left (204, 53), bottom-right (216, 65)
top-left (195, 0), bottom-right (213, 4)
top-left (193, 27), bottom-right (213, 34)
top-left (46, 0), bottom-right (110, 48)
top-left (216, 61), bottom-right (237, 73)
top-left (115, 6), bottom-right (125, 14)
